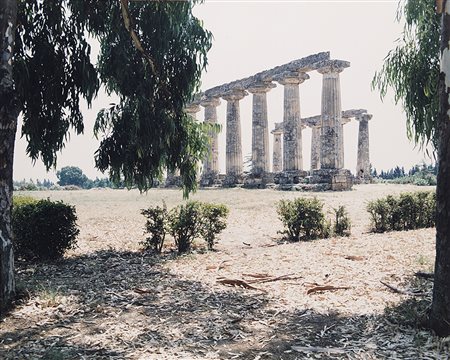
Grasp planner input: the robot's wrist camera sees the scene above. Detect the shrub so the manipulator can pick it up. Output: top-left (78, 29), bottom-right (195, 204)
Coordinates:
top-left (141, 203), bottom-right (169, 253)
top-left (333, 206), bottom-right (351, 237)
top-left (168, 201), bottom-right (202, 253)
top-left (199, 203), bottom-right (229, 250)
top-left (13, 199), bottom-right (80, 261)
top-left (367, 191), bottom-right (435, 233)
top-left (277, 197), bottom-right (330, 242)
top-left (13, 195), bottom-right (38, 208)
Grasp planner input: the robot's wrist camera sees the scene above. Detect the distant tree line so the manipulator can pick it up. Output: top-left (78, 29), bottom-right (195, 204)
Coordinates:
top-left (14, 166), bottom-right (117, 191)
top-left (371, 163), bottom-right (437, 186)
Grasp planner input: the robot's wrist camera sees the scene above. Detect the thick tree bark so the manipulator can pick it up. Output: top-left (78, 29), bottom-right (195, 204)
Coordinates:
top-left (430, 0), bottom-right (450, 336)
top-left (0, 0), bottom-right (18, 315)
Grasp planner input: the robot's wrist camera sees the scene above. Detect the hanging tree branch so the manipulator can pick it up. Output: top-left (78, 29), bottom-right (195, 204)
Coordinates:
top-left (119, 0), bottom-right (158, 77)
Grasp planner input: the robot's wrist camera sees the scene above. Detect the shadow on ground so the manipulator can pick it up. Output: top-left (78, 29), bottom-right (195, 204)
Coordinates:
top-left (1, 250), bottom-right (269, 359)
top-left (1, 251), bottom-right (447, 359)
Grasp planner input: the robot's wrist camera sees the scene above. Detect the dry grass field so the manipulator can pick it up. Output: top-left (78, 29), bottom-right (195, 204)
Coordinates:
top-left (1, 184), bottom-right (448, 359)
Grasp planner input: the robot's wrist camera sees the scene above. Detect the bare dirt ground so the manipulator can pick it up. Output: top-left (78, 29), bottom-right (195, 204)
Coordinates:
top-left (1, 184), bottom-right (448, 359)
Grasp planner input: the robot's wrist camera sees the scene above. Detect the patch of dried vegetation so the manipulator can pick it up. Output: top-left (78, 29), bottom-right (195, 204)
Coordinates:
top-left (2, 184), bottom-right (449, 359)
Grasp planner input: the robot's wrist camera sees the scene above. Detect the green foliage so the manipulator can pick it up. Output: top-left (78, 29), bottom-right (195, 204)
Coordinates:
top-left (13, 1), bottom-right (212, 196)
top-left (198, 203), bottom-right (229, 250)
top-left (56, 166), bottom-right (88, 187)
top-left (168, 201), bottom-right (202, 254)
top-left (12, 199), bottom-right (79, 261)
top-left (14, 1), bottom-right (100, 168)
top-left (12, 195), bottom-right (38, 208)
top-left (333, 206), bottom-right (351, 237)
top-left (142, 201), bottom-right (229, 254)
top-left (141, 203), bottom-right (169, 253)
top-left (91, 1), bottom-right (213, 196)
top-left (367, 191), bottom-right (435, 233)
top-left (277, 197), bottom-right (331, 242)
top-left (372, 0), bottom-right (440, 150)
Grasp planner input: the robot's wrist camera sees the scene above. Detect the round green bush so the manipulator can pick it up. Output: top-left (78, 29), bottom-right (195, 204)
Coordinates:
top-left (12, 199), bottom-right (80, 261)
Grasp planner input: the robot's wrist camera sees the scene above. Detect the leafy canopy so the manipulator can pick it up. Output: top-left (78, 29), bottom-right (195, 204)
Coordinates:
top-left (372, 0), bottom-right (440, 150)
top-left (14, 0), bottom-right (212, 196)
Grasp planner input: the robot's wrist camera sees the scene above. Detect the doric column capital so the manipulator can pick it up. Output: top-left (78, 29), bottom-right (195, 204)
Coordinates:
top-left (222, 89), bottom-right (248, 101)
top-left (271, 122), bottom-right (284, 135)
top-left (184, 103), bottom-right (201, 114)
top-left (317, 60), bottom-right (350, 75)
top-left (200, 96), bottom-right (221, 108)
top-left (247, 81), bottom-right (276, 94)
top-left (275, 71), bottom-right (309, 86)
top-left (355, 114), bottom-right (373, 122)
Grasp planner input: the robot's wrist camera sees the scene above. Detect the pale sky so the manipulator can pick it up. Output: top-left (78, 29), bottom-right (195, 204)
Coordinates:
top-left (13, 0), bottom-right (433, 182)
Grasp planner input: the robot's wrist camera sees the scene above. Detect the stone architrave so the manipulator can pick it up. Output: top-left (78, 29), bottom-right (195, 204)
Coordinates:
top-left (200, 97), bottom-right (221, 176)
top-left (356, 113), bottom-right (372, 178)
top-left (338, 117), bottom-right (351, 169)
top-left (276, 71), bottom-right (309, 172)
top-left (317, 60), bottom-right (349, 169)
top-left (271, 122), bottom-right (283, 173)
top-left (222, 89), bottom-right (248, 177)
top-left (247, 82), bottom-right (276, 176)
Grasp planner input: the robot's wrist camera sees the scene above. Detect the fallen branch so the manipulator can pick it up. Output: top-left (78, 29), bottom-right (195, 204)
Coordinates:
top-left (306, 285), bottom-right (350, 295)
top-left (247, 273), bottom-right (300, 284)
top-left (414, 272), bottom-right (434, 280)
top-left (217, 278), bottom-right (266, 292)
top-left (344, 255), bottom-right (366, 261)
top-left (380, 281), bottom-right (429, 297)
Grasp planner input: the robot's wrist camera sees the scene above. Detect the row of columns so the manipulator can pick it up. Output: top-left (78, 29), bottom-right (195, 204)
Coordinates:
top-left (272, 113), bottom-right (372, 177)
top-left (186, 60), bottom-right (372, 181)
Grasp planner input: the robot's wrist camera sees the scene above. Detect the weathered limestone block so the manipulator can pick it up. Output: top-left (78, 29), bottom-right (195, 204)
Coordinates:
top-left (203, 52), bottom-right (330, 99)
top-left (222, 89), bottom-right (248, 184)
top-left (309, 168), bottom-right (353, 191)
top-left (276, 71), bottom-right (309, 172)
top-left (356, 113), bottom-right (372, 180)
top-left (247, 82), bottom-right (276, 176)
top-left (317, 60), bottom-right (349, 170)
top-left (271, 123), bottom-right (283, 173)
top-left (200, 97), bottom-right (221, 186)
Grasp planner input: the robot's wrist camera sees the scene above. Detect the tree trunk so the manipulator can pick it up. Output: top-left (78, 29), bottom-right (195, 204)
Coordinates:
top-left (430, 0), bottom-right (450, 336)
top-left (0, 0), bottom-right (18, 315)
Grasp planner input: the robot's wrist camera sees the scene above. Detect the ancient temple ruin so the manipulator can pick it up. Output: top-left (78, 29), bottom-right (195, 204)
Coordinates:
top-left (177, 52), bottom-right (373, 191)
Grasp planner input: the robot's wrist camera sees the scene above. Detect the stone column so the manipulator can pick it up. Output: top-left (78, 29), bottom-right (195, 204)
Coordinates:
top-left (276, 71), bottom-right (309, 172)
top-left (200, 97), bottom-right (221, 177)
top-left (338, 117), bottom-right (351, 169)
top-left (247, 82), bottom-right (276, 176)
top-left (222, 89), bottom-right (248, 178)
top-left (317, 61), bottom-right (349, 169)
top-left (356, 114), bottom-right (372, 178)
top-left (271, 122), bottom-right (283, 173)
top-left (310, 124), bottom-right (321, 171)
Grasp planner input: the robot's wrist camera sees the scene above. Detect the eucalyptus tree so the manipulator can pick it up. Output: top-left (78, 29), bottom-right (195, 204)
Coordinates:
top-left (373, 0), bottom-right (450, 336)
top-left (0, 0), bottom-right (212, 312)
top-left (431, 0), bottom-right (450, 336)
top-left (372, 0), bottom-right (440, 150)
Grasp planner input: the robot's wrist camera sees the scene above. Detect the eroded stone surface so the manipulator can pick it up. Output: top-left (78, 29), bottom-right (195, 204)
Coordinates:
top-left (248, 82), bottom-right (276, 176)
top-left (222, 90), bottom-right (248, 183)
top-left (356, 113), bottom-right (373, 180)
